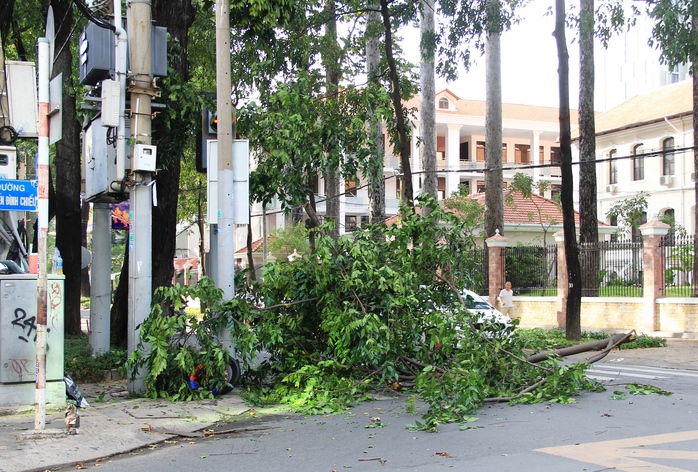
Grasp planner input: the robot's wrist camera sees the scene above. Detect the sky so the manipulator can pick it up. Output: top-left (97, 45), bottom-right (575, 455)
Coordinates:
top-left (402, 0), bottom-right (582, 109)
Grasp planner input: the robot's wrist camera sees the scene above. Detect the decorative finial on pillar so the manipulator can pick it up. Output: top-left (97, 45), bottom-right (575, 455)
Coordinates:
top-left (495, 228), bottom-right (500, 236)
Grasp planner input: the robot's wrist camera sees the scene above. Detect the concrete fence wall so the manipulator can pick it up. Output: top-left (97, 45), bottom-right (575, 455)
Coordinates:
top-left (514, 297), bottom-right (698, 336)
top-left (487, 220), bottom-right (698, 337)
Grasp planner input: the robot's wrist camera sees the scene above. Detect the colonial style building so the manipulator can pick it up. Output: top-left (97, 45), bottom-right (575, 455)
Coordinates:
top-left (589, 79), bottom-right (694, 235)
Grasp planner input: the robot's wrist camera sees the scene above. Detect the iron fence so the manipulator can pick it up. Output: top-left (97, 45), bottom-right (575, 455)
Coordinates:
top-left (580, 239), bottom-right (643, 297)
top-left (505, 244), bottom-right (557, 296)
top-left (660, 234), bottom-right (696, 297)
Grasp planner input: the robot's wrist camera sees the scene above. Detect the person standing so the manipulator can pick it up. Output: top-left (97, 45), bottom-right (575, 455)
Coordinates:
top-left (498, 281), bottom-right (515, 318)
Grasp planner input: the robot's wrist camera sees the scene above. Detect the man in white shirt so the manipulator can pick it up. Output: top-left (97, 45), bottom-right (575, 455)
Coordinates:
top-left (498, 281), bottom-right (515, 319)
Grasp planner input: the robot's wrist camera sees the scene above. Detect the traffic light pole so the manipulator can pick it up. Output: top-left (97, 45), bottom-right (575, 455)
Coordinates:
top-left (127, 0), bottom-right (154, 393)
top-left (216, 0), bottom-right (235, 352)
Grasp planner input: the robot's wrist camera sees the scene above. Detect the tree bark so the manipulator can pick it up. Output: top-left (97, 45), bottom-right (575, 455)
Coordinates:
top-left (380, 0), bottom-right (414, 207)
top-left (52, 0), bottom-right (82, 335)
top-left (578, 0), bottom-right (599, 297)
top-left (366, 2), bottom-right (386, 223)
top-left (420, 0), bottom-right (437, 213)
top-left (485, 27), bottom-right (503, 239)
top-left (554, 0), bottom-right (582, 340)
top-left (323, 0), bottom-right (342, 240)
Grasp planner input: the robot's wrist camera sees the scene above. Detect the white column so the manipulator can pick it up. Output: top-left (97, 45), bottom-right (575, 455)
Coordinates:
top-left (446, 124), bottom-right (461, 197)
top-left (531, 131), bottom-right (541, 191)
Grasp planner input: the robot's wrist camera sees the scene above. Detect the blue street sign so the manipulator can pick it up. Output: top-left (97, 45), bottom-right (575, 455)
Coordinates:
top-left (0, 179), bottom-right (38, 211)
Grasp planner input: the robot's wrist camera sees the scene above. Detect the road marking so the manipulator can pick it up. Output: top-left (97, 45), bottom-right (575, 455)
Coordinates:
top-left (536, 430), bottom-right (698, 472)
top-left (588, 370), bottom-right (669, 380)
top-left (599, 365), bottom-right (698, 378)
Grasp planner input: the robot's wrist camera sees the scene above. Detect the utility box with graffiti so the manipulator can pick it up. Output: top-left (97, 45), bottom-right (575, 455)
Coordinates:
top-left (0, 274), bottom-right (64, 412)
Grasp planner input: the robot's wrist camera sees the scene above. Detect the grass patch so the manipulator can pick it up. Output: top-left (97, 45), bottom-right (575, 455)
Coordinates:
top-left (64, 334), bottom-right (127, 382)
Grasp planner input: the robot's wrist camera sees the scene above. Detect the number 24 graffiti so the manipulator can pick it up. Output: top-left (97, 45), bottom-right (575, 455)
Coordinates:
top-left (12, 308), bottom-right (37, 343)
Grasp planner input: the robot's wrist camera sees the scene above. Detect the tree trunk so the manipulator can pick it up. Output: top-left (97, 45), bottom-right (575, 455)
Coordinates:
top-left (366, 2), bottom-right (386, 223)
top-left (554, 0), bottom-right (582, 341)
top-left (380, 0), bottom-right (414, 207)
top-left (323, 0), bottom-right (342, 240)
top-left (52, 0), bottom-right (82, 335)
top-left (420, 0), bottom-right (437, 214)
top-left (485, 29), bottom-right (503, 239)
top-left (578, 0), bottom-right (599, 296)
top-left (692, 6), bottom-right (698, 297)
top-left (110, 247), bottom-right (128, 348)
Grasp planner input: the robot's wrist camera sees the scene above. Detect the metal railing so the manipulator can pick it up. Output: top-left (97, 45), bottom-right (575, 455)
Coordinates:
top-left (505, 244), bottom-right (557, 296)
top-left (660, 234), bottom-right (696, 297)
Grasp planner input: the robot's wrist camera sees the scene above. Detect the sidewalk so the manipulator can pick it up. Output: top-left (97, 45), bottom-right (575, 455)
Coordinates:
top-left (0, 381), bottom-right (250, 472)
top-left (1, 339), bottom-right (696, 472)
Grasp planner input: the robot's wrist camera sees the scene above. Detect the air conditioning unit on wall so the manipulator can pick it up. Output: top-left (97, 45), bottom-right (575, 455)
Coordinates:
top-left (605, 184), bottom-right (617, 195)
top-left (659, 175), bottom-right (674, 187)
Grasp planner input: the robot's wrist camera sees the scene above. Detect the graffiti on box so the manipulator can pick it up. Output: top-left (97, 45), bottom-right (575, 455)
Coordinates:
top-left (9, 358), bottom-right (32, 382)
top-left (12, 308), bottom-right (36, 343)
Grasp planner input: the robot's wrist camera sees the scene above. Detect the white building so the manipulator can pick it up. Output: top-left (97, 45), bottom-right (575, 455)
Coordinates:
top-left (591, 79), bottom-right (694, 234)
top-left (249, 89), bottom-right (579, 240)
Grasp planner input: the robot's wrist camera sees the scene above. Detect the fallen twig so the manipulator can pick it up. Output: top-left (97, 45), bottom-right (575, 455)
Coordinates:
top-left (358, 457), bottom-right (387, 465)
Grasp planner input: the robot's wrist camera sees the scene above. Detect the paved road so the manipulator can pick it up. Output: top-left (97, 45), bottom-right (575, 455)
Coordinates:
top-left (56, 357), bottom-right (698, 472)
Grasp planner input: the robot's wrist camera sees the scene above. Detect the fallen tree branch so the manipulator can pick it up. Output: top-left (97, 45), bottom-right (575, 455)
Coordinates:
top-left (484, 377), bottom-right (547, 403)
top-left (525, 330), bottom-right (636, 364)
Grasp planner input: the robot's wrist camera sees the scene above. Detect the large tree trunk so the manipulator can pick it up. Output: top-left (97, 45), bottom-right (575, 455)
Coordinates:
top-left (554, 0), bottom-right (582, 340)
top-left (52, 0), bottom-right (82, 335)
top-left (485, 29), bottom-right (503, 239)
top-left (692, 6), bottom-right (698, 297)
top-left (578, 0), bottom-right (599, 296)
top-left (420, 0), bottom-right (437, 213)
top-left (380, 0), bottom-right (413, 207)
top-left (323, 0), bottom-right (342, 240)
top-left (366, 2), bottom-right (385, 223)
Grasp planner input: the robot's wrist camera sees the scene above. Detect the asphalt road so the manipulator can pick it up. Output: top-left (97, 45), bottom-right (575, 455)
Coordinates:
top-left (57, 359), bottom-right (698, 472)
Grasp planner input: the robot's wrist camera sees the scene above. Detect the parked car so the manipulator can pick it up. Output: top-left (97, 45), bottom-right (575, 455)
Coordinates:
top-left (459, 289), bottom-right (513, 336)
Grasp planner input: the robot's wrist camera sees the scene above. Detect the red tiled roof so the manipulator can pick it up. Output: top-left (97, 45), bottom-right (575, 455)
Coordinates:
top-left (469, 190), bottom-right (606, 226)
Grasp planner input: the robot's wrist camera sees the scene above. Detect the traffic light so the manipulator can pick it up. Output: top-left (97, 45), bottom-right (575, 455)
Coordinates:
top-left (202, 106), bottom-right (218, 139)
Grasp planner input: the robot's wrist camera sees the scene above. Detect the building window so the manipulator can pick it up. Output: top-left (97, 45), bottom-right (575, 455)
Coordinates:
top-left (438, 177), bottom-right (446, 200)
top-left (476, 141), bottom-right (485, 162)
top-left (550, 147), bottom-right (561, 166)
top-left (632, 143), bottom-right (644, 181)
top-left (438, 97), bottom-right (449, 109)
top-left (631, 212), bottom-right (647, 241)
top-left (551, 184), bottom-right (561, 200)
top-left (662, 137), bottom-right (675, 176)
top-left (460, 142), bottom-right (469, 161)
top-left (609, 149), bottom-right (617, 184)
top-left (345, 215), bottom-right (358, 232)
top-left (477, 180), bottom-right (486, 193)
top-left (396, 177), bottom-right (401, 199)
top-left (609, 215), bottom-right (618, 242)
top-left (476, 142), bottom-right (508, 163)
top-left (345, 177), bottom-right (358, 197)
top-left (436, 136), bottom-right (446, 161)
top-left (671, 65), bottom-right (680, 84)
top-left (361, 215), bottom-right (370, 226)
top-left (515, 144), bottom-right (531, 164)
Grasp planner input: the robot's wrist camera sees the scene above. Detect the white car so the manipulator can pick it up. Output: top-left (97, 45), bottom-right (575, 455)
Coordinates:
top-left (459, 289), bottom-right (513, 336)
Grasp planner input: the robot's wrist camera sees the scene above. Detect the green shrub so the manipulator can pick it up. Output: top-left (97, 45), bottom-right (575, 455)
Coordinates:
top-left (64, 334), bottom-right (127, 382)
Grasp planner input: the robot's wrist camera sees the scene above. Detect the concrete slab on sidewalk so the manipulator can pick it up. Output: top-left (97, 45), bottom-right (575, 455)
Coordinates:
top-left (0, 393), bottom-right (250, 472)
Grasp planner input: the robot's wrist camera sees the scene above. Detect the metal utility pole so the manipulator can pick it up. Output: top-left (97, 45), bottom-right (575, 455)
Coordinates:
top-left (127, 0), bottom-right (154, 393)
top-left (216, 0), bottom-right (235, 352)
top-left (34, 37), bottom-right (50, 431)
